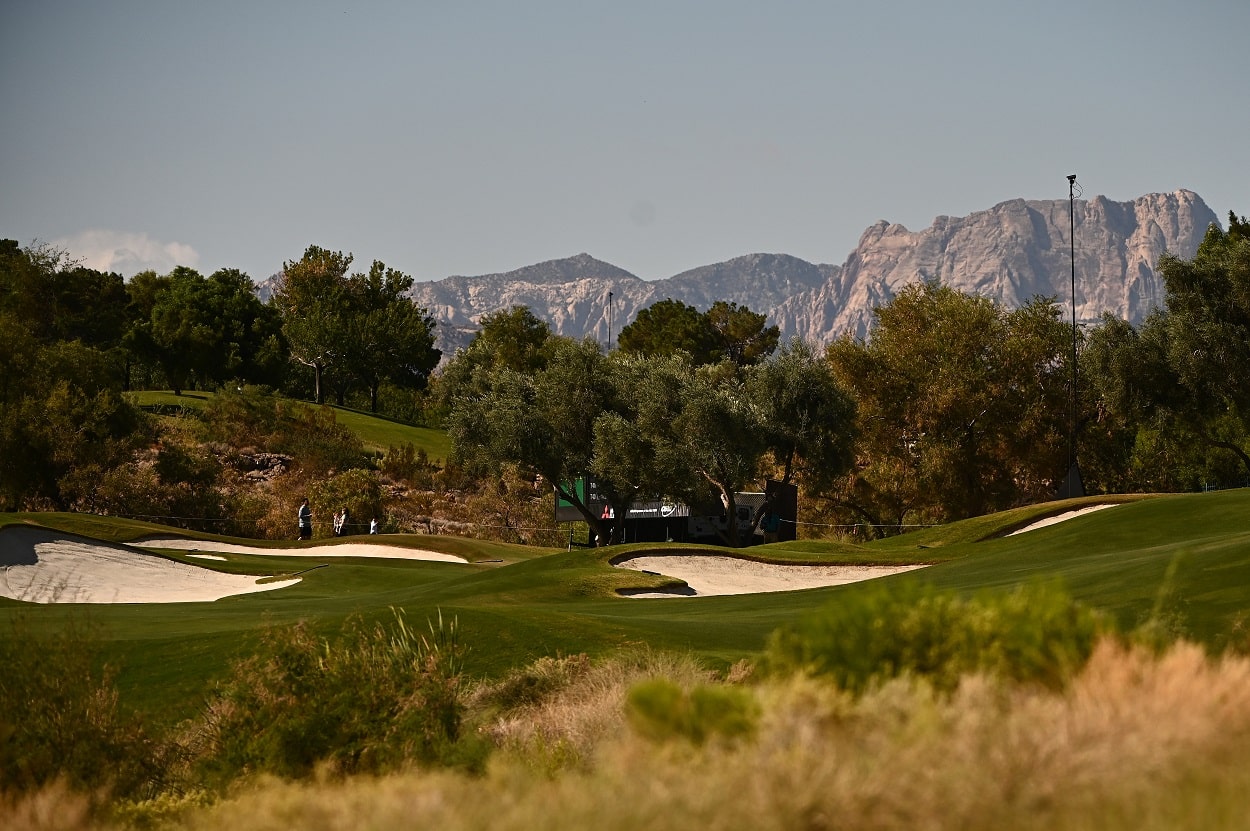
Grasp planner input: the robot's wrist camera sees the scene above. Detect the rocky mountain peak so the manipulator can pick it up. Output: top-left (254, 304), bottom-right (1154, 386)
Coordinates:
top-left (771, 189), bottom-right (1219, 344)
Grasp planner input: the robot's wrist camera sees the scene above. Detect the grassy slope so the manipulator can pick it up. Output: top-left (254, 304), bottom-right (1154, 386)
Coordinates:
top-left (127, 389), bottom-right (451, 460)
top-left (5, 489), bottom-right (1250, 724)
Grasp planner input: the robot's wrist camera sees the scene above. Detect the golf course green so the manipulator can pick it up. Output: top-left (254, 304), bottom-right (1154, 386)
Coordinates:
top-left (3, 487), bottom-right (1247, 725)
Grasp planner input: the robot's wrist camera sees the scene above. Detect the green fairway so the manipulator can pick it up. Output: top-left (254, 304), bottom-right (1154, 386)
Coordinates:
top-left (4, 490), bottom-right (1250, 724)
top-left (126, 389), bottom-right (451, 459)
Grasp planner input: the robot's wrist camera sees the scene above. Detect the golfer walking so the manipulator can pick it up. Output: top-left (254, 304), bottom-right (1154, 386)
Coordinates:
top-left (298, 498), bottom-right (312, 540)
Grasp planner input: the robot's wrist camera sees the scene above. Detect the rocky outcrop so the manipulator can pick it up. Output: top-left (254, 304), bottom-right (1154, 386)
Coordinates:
top-left (772, 189), bottom-right (1218, 343)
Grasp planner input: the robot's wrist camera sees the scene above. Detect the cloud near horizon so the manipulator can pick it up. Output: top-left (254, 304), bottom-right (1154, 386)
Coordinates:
top-left (50, 229), bottom-right (199, 276)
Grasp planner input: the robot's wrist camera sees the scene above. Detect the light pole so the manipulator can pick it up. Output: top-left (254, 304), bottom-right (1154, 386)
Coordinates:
top-left (1060, 174), bottom-right (1085, 499)
top-left (607, 290), bottom-right (614, 350)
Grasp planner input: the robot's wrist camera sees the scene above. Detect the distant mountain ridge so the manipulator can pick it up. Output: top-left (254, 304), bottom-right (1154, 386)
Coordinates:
top-left (409, 251), bottom-right (837, 356)
top-left (266, 190), bottom-right (1222, 357)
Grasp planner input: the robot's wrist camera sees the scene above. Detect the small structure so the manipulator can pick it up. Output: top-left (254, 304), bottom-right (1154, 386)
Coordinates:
top-left (556, 477), bottom-right (797, 546)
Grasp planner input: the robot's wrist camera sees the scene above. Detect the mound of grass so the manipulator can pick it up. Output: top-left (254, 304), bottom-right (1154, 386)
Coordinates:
top-left (128, 389), bottom-right (449, 460)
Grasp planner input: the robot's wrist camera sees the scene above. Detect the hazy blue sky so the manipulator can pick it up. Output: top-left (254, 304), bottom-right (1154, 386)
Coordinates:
top-left (3, 1), bottom-right (1246, 282)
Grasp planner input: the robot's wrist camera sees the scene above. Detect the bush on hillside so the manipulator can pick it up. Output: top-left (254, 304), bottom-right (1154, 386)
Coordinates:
top-left (762, 580), bottom-right (1107, 694)
top-left (199, 387), bottom-right (367, 474)
top-left (87, 425), bottom-right (234, 531)
top-left (380, 442), bottom-right (439, 489)
top-left (183, 610), bottom-right (479, 788)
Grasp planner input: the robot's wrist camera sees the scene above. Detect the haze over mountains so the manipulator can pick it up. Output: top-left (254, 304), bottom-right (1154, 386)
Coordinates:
top-left (400, 190), bottom-right (1220, 356)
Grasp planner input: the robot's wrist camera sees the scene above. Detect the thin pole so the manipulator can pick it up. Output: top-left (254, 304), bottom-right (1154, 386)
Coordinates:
top-left (1066, 173), bottom-right (1080, 495)
top-left (608, 291), bottom-right (614, 350)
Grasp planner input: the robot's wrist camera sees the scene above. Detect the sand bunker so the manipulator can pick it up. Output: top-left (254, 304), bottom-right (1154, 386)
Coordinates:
top-left (0, 527), bottom-right (300, 604)
top-left (615, 555), bottom-right (927, 597)
top-left (137, 538), bottom-right (468, 563)
top-left (1007, 504), bottom-right (1119, 535)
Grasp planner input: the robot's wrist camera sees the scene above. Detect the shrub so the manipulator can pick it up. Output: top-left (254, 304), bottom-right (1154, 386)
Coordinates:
top-left (184, 609), bottom-right (475, 788)
top-left (0, 616), bottom-right (163, 802)
top-left (380, 442), bottom-right (439, 489)
top-left (626, 678), bottom-right (760, 745)
top-left (762, 580), bottom-right (1106, 694)
top-left (472, 653), bottom-right (593, 714)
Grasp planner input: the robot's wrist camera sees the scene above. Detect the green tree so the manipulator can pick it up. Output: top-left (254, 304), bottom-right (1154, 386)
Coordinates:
top-left (1, 343), bottom-right (149, 510)
top-left (618, 298), bottom-right (779, 368)
top-left (52, 266), bottom-right (129, 349)
top-left (200, 267), bottom-right (289, 388)
top-left (664, 368), bottom-right (767, 546)
top-left (591, 351), bottom-right (696, 543)
top-left (338, 260), bottom-right (440, 412)
top-left (123, 266), bottom-right (284, 394)
top-left (273, 246), bottom-right (355, 405)
top-left (1084, 212), bottom-right (1250, 487)
top-left (827, 282), bottom-right (1070, 532)
top-left (448, 337), bottom-right (613, 543)
top-left (617, 299), bottom-right (717, 363)
top-left (745, 339), bottom-right (856, 491)
top-left (705, 300), bottom-right (780, 367)
top-left (0, 243), bottom-right (150, 509)
top-left (0, 240), bottom-right (66, 340)
top-left (434, 305), bottom-right (553, 416)
top-left (120, 269), bottom-right (170, 389)
top-left (148, 266), bottom-right (217, 394)
top-left (467, 305), bottom-right (553, 373)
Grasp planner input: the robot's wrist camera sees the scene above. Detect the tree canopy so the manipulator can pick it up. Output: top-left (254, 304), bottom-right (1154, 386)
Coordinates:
top-left (272, 246), bottom-right (356, 404)
top-left (827, 282), bottom-right (1070, 532)
top-left (273, 246), bottom-right (440, 410)
top-left (448, 337), bottom-right (612, 539)
top-left (1083, 212), bottom-right (1250, 489)
top-left (618, 299), bottom-right (779, 368)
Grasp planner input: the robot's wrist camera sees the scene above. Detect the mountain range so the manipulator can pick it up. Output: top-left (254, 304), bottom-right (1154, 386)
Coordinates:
top-left (401, 190), bottom-right (1222, 356)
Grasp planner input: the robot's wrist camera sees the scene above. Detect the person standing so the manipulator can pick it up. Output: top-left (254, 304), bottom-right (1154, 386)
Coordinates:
top-left (332, 509), bottom-right (344, 537)
top-left (298, 498), bottom-right (312, 540)
top-left (369, 516), bottom-right (379, 534)
top-left (339, 507), bottom-right (350, 536)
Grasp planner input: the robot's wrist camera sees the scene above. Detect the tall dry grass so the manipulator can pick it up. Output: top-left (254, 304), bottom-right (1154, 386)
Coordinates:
top-left (152, 638), bottom-right (1250, 831)
top-left (468, 649), bottom-right (716, 774)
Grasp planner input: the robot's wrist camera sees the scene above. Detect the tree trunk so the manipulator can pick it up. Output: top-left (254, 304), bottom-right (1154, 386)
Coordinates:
top-left (723, 489), bottom-right (739, 547)
top-left (553, 482), bottom-right (608, 546)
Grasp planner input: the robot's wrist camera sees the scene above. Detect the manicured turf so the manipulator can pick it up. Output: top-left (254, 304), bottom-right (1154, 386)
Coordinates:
top-left (4, 490), bottom-right (1249, 723)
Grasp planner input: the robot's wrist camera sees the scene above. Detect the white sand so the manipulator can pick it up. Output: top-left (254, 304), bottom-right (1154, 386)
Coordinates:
top-left (138, 538), bottom-right (468, 563)
top-left (1006, 504), bottom-right (1119, 535)
top-left (616, 555), bottom-right (927, 597)
top-left (0, 527), bottom-right (300, 605)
